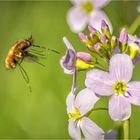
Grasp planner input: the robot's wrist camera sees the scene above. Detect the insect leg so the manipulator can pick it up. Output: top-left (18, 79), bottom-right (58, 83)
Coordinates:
top-left (47, 48), bottom-right (60, 54)
top-left (18, 63), bottom-right (29, 84)
top-left (31, 59), bottom-right (46, 67)
top-left (32, 44), bottom-right (46, 49)
top-left (18, 63), bottom-right (32, 92)
top-left (32, 44), bottom-right (60, 54)
top-left (29, 49), bottom-right (46, 57)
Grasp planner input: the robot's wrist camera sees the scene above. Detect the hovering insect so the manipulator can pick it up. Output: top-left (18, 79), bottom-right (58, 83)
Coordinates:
top-left (5, 36), bottom-right (60, 91)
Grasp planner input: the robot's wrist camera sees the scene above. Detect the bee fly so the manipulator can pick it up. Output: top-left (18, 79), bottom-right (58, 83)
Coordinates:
top-left (5, 36), bottom-right (60, 92)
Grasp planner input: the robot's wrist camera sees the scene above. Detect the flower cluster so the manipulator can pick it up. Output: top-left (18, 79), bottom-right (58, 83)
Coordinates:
top-left (60, 20), bottom-right (140, 139)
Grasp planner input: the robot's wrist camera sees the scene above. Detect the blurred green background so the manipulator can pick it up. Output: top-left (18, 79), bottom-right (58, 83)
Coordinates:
top-left (0, 0), bottom-right (140, 139)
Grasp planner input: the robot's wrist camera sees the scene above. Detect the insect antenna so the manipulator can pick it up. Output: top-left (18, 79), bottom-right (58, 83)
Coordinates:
top-left (18, 63), bottom-right (32, 92)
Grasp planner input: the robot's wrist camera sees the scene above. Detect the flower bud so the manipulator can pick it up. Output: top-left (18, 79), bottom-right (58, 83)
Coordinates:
top-left (76, 59), bottom-right (94, 71)
top-left (76, 52), bottom-right (96, 63)
top-left (94, 43), bottom-right (109, 57)
top-left (111, 36), bottom-right (117, 48)
top-left (88, 25), bottom-right (97, 34)
top-left (128, 43), bottom-right (140, 59)
top-left (119, 28), bottom-right (128, 44)
top-left (94, 43), bottom-right (102, 52)
top-left (87, 44), bottom-right (95, 51)
top-left (79, 32), bottom-right (88, 42)
top-left (119, 28), bottom-right (128, 52)
top-left (100, 34), bottom-right (108, 44)
top-left (79, 32), bottom-right (93, 47)
top-left (90, 33), bottom-right (100, 44)
top-left (101, 20), bottom-right (111, 39)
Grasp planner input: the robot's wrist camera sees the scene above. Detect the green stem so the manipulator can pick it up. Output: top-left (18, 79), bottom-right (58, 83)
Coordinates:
top-left (128, 15), bottom-right (140, 34)
top-left (92, 107), bottom-right (108, 111)
top-left (123, 119), bottom-right (130, 139)
top-left (86, 107), bottom-right (108, 117)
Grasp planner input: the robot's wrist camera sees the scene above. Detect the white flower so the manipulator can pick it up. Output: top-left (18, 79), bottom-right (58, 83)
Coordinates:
top-left (85, 54), bottom-right (140, 121)
top-left (67, 0), bottom-right (112, 33)
top-left (128, 34), bottom-right (140, 46)
top-left (66, 88), bottom-right (105, 140)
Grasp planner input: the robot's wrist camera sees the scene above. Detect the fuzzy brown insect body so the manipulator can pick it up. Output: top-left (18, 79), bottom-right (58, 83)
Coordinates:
top-left (5, 39), bottom-right (33, 69)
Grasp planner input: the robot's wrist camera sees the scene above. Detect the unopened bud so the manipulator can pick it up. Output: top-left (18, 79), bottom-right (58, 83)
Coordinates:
top-left (88, 25), bottom-right (97, 34)
top-left (94, 43), bottom-right (101, 52)
top-left (87, 44), bottom-right (95, 51)
top-left (111, 36), bottom-right (117, 48)
top-left (101, 20), bottom-right (111, 39)
top-left (100, 34), bottom-right (108, 44)
top-left (79, 32), bottom-right (88, 42)
top-left (94, 43), bottom-right (108, 57)
top-left (128, 43), bottom-right (140, 59)
top-left (76, 52), bottom-right (96, 63)
top-left (119, 28), bottom-right (128, 44)
top-left (90, 33), bottom-right (100, 44)
top-left (119, 28), bottom-right (128, 52)
top-left (76, 59), bottom-right (94, 71)
top-left (79, 32), bottom-right (93, 47)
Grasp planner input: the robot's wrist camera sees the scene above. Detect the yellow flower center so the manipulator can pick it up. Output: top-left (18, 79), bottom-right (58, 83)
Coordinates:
top-left (113, 81), bottom-right (127, 95)
top-left (82, 1), bottom-right (94, 14)
top-left (68, 108), bottom-right (81, 120)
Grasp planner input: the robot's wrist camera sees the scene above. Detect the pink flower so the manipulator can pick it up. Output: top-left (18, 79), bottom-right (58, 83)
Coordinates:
top-left (85, 54), bottom-right (140, 121)
top-left (67, 0), bottom-right (112, 33)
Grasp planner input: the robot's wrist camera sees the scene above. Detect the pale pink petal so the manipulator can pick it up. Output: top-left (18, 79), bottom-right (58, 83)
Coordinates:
top-left (67, 6), bottom-right (89, 32)
top-left (104, 129), bottom-right (117, 139)
top-left (74, 88), bottom-right (100, 116)
top-left (60, 55), bottom-right (75, 74)
top-left (68, 119), bottom-right (81, 140)
top-left (63, 37), bottom-right (75, 52)
top-left (71, 0), bottom-right (90, 5)
top-left (60, 37), bottom-right (76, 74)
top-left (89, 10), bottom-right (112, 33)
top-left (127, 81), bottom-right (140, 105)
top-left (70, 0), bottom-right (79, 5)
top-left (92, 0), bottom-right (110, 9)
top-left (80, 117), bottom-right (104, 140)
top-left (85, 69), bottom-right (114, 96)
top-left (137, 2), bottom-right (140, 13)
top-left (76, 52), bottom-right (92, 62)
top-left (128, 34), bottom-right (140, 45)
top-left (109, 54), bottom-right (133, 83)
top-left (109, 95), bottom-right (131, 121)
top-left (66, 92), bottom-right (75, 113)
